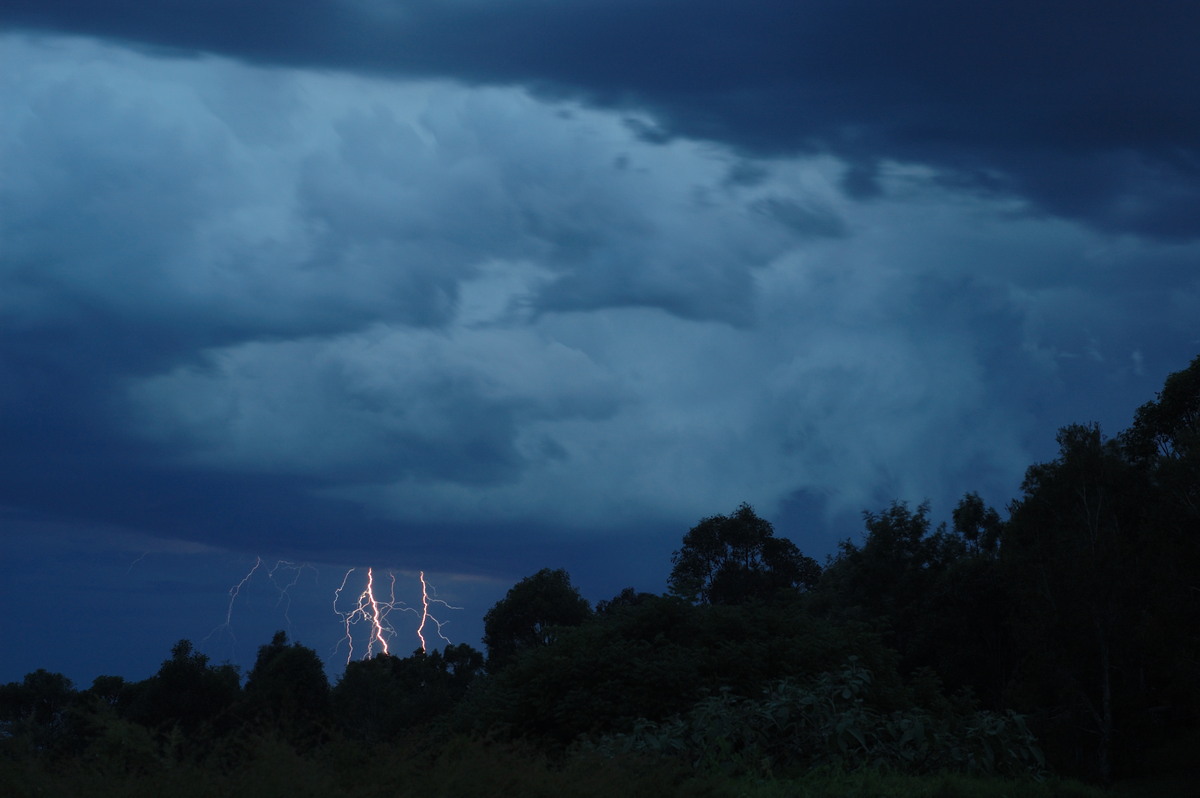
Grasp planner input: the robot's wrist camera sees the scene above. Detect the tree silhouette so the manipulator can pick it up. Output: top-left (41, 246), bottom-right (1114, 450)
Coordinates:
top-left (243, 631), bottom-right (330, 744)
top-left (124, 640), bottom-right (239, 737)
top-left (0, 669), bottom-right (77, 754)
top-left (332, 644), bottom-right (484, 741)
top-left (669, 503), bottom-right (820, 604)
top-left (1004, 424), bottom-right (1148, 783)
top-left (482, 568), bottom-right (591, 671)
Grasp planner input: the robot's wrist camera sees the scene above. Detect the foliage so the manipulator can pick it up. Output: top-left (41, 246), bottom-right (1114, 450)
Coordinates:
top-left (4, 353), bottom-right (1198, 792)
top-left (1003, 424), bottom-right (1170, 782)
top-left (242, 631), bottom-right (331, 745)
top-left (123, 639), bottom-right (240, 738)
top-left (1121, 353), bottom-right (1200, 516)
top-left (589, 657), bottom-right (1045, 779)
top-left (669, 502), bottom-right (821, 605)
top-left (594, 586), bottom-right (657, 615)
top-left (461, 594), bottom-right (901, 745)
top-left (951, 491), bottom-right (1003, 555)
top-left (331, 644), bottom-right (484, 742)
top-left (814, 498), bottom-right (1014, 707)
top-left (0, 668), bottom-right (78, 756)
top-left (481, 567), bottom-right (591, 671)
top-left (0, 730), bottom-right (1106, 798)
top-left (817, 501), bottom-right (941, 645)
top-left (1116, 354), bottom-right (1200, 749)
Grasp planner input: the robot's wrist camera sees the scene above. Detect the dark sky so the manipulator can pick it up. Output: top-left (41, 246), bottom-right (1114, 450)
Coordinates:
top-left (2, 1), bottom-right (1198, 685)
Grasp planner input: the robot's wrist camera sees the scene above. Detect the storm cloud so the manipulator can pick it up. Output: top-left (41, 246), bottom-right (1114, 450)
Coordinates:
top-left (1, 4), bottom-right (1197, 682)
top-left (6, 0), bottom-right (1199, 239)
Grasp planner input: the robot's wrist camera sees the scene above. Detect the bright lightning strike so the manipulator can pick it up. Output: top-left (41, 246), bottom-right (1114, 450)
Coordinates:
top-left (333, 567), bottom-right (397, 663)
top-left (416, 570), bottom-right (463, 652)
top-left (205, 558), bottom-right (463, 665)
top-left (332, 568), bottom-right (463, 662)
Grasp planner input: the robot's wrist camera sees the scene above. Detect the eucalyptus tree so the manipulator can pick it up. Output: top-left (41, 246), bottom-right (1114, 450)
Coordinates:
top-left (668, 503), bottom-right (820, 605)
top-left (482, 568), bottom-right (591, 671)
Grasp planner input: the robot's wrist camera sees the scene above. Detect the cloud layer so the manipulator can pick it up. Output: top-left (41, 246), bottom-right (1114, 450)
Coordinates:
top-left (3, 9), bottom-right (1199, 684)
top-left (5, 34), bottom-right (1194, 574)
top-left (6, 1), bottom-right (1199, 239)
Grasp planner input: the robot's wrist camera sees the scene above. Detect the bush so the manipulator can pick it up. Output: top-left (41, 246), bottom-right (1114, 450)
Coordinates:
top-left (588, 657), bottom-right (1045, 779)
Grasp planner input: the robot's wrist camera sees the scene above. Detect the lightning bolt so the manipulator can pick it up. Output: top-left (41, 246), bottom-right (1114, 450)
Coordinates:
top-left (333, 567), bottom-right (397, 663)
top-left (206, 558), bottom-right (463, 665)
top-left (124, 551), bottom-right (150, 575)
top-left (332, 568), bottom-right (463, 660)
top-left (416, 570), bottom-right (463, 652)
top-left (364, 567), bottom-right (394, 658)
top-left (203, 556), bottom-right (263, 647)
top-left (267, 559), bottom-right (315, 630)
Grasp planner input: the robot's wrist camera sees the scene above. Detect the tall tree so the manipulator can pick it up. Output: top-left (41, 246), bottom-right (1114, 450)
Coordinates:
top-left (1117, 354), bottom-right (1200, 769)
top-left (816, 501), bottom-right (937, 643)
top-left (1004, 424), bottom-right (1148, 783)
top-left (482, 568), bottom-right (591, 671)
top-left (0, 669), bottom-right (78, 755)
top-left (814, 498), bottom-right (1013, 706)
top-left (668, 503), bottom-right (820, 605)
top-left (243, 631), bottom-right (331, 744)
top-left (930, 494), bottom-right (1012, 707)
top-left (124, 640), bottom-right (240, 737)
top-left (1122, 353), bottom-right (1200, 520)
top-left (332, 644), bottom-right (484, 741)
top-left (951, 491), bottom-right (1003, 555)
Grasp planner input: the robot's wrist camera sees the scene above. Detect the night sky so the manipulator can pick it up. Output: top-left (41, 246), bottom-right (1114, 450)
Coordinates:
top-left (2, 1), bottom-right (1198, 686)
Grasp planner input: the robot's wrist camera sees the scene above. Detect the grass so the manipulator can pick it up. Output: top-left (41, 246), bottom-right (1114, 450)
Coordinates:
top-left (0, 735), bottom-right (1161, 798)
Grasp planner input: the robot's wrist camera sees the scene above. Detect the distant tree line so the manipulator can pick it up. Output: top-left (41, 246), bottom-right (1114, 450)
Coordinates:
top-left (3, 355), bottom-right (1197, 788)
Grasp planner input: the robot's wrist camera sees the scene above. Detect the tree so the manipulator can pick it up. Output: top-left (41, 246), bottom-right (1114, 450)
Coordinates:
top-left (482, 568), bottom-right (591, 671)
top-left (1119, 355), bottom-right (1200, 753)
top-left (817, 502), bottom-right (937, 659)
top-left (243, 631), bottom-right (331, 744)
top-left (812, 497), bottom-right (1015, 709)
top-left (0, 669), bottom-right (78, 755)
top-left (124, 640), bottom-right (240, 737)
top-left (84, 675), bottom-right (130, 710)
top-left (1004, 424), bottom-right (1148, 783)
top-left (470, 591), bottom-right (898, 744)
top-left (332, 644), bottom-right (484, 741)
top-left (952, 491), bottom-right (1003, 555)
top-left (1122, 353), bottom-right (1200, 519)
top-left (669, 503), bottom-right (820, 605)
top-left (595, 587), bottom-right (656, 616)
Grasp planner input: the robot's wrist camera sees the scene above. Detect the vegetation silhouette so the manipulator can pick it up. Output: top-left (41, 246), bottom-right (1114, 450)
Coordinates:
top-left (3, 354), bottom-right (1198, 796)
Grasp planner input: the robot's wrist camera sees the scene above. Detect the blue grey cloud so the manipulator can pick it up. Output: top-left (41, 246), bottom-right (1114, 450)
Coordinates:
top-left (1, 16), bottom-right (1197, 686)
top-left (5, 0), bottom-right (1198, 238)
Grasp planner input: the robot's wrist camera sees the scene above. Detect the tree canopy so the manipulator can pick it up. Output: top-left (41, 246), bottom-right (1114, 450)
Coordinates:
top-left (668, 502), bottom-right (820, 604)
top-left (3, 353), bottom-right (1199, 792)
top-left (243, 631), bottom-right (330, 744)
top-left (482, 567), bottom-right (591, 671)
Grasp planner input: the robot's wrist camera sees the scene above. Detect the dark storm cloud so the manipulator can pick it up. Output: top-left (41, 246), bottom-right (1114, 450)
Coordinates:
top-left (5, 7), bottom-right (1198, 690)
top-left (5, 0), bottom-right (1199, 238)
top-left (1, 42), bottom-right (831, 573)
top-left (751, 198), bottom-right (847, 239)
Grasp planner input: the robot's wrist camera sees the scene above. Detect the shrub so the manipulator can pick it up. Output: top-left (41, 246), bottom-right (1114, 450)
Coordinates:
top-left (588, 657), bottom-right (1045, 778)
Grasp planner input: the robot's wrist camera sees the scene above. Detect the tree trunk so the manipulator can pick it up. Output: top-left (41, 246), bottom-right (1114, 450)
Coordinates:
top-left (1096, 619), bottom-right (1114, 785)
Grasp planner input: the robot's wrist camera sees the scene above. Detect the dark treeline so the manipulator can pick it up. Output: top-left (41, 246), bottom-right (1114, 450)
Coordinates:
top-left (3, 356), bottom-right (1197, 796)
